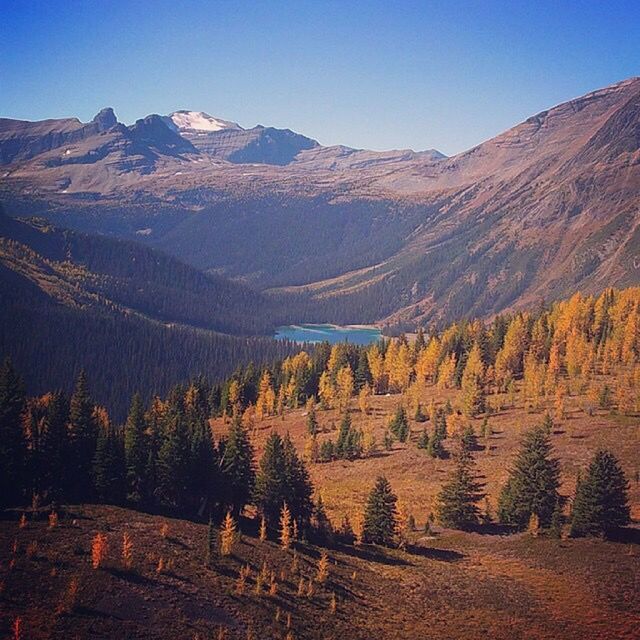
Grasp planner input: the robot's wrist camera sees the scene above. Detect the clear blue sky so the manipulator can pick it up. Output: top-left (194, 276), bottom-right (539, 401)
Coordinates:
top-left (1, 0), bottom-right (638, 155)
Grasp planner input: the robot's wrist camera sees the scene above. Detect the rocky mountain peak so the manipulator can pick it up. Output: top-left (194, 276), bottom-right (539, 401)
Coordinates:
top-left (92, 107), bottom-right (118, 131)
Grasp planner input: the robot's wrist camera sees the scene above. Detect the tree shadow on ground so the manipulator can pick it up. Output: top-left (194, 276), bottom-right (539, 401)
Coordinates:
top-left (405, 544), bottom-right (464, 562)
top-left (336, 543), bottom-right (410, 567)
top-left (105, 567), bottom-right (155, 585)
top-left (606, 526), bottom-right (640, 545)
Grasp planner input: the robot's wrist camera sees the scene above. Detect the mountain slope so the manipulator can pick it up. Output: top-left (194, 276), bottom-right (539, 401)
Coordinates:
top-left (0, 212), bottom-right (300, 416)
top-left (1, 77), bottom-right (639, 327)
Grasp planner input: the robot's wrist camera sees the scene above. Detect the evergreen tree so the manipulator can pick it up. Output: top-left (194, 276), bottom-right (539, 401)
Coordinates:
top-left (336, 412), bottom-right (362, 460)
top-left (93, 424), bottom-right (126, 504)
top-left (389, 406), bottom-right (409, 443)
top-left (460, 424), bottom-right (478, 453)
top-left (306, 402), bottom-right (319, 436)
top-left (570, 450), bottom-right (630, 538)
top-left (41, 391), bottom-right (69, 502)
top-left (124, 393), bottom-right (147, 503)
top-left (188, 415), bottom-right (216, 510)
top-left (67, 371), bottom-right (97, 502)
top-left (362, 476), bottom-right (398, 546)
top-left (417, 427), bottom-right (429, 450)
top-left (436, 450), bottom-right (484, 529)
top-left (205, 515), bottom-right (216, 565)
top-left (498, 427), bottom-right (560, 528)
top-left (254, 431), bottom-right (287, 527)
top-left (355, 350), bottom-right (373, 390)
top-left (220, 412), bottom-right (255, 516)
top-left (319, 439), bottom-right (335, 462)
top-left (282, 433), bottom-right (314, 529)
top-left (542, 412), bottom-right (554, 436)
top-left (0, 358), bottom-right (26, 508)
top-left (156, 412), bottom-right (191, 509)
top-left (414, 402), bottom-right (427, 422)
top-left (427, 429), bottom-right (445, 459)
top-left (549, 499), bottom-right (563, 538)
top-left (312, 494), bottom-right (332, 543)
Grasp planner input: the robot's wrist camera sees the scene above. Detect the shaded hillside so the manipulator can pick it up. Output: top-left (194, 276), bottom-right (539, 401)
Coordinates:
top-left (2, 78), bottom-right (640, 328)
top-left (0, 213), bottom-right (301, 417)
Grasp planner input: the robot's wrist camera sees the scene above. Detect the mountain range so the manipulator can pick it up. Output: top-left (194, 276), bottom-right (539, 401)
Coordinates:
top-left (1, 76), bottom-right (640, 329)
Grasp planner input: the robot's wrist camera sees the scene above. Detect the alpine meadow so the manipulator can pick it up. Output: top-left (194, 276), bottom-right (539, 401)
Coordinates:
top-left (1, 2), bottom-right (639, 639)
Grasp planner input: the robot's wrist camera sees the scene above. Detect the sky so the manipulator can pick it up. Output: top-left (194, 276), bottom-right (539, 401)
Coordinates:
top-left (1, 0), bottom-right (639, 155)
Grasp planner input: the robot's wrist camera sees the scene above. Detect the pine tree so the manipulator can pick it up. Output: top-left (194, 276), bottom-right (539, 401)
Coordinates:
top-left (312, 494), bottom-right (332, 543)
top-left (498, 427), bottom-right (560, 529)
top-left (426, 429), bottom-right (445, 459)
top-left (550, 499), bottom-right (563, 538)
top-left (156, 412), bottom-right (191, 509)
top-left (124, 393), bottom-right (147, 503)
top-left (355, 349), bottom-right (373, 390)
top-left (205, 515), bottom-right (216, 565)
top-left (417, 427), bottom-right (429, 450)
top-left (436, 450), bottom-right (484, 529)
top-left (336, 412), bottom-right (362, 460)
top-left (41, 391), bottom-right (69, 502)
top-left (570, 450), bottom-right (630, 538)
top-left (254, 431), bottom-right (286, 527)
top-left (220, 413), bottom-right (255, 517)
top-left (68, 371), bottom-right (97, 502)
top-left (92, 423), bottom-right (126, 504)
top-left (389, 405), bottom-right (409, 443)
top-left (306, 402), bottom-right (319, 435)
top-left (0, 359), bottom-right (27, 508)
top-left (282, 433), bottom-right (314, 529)
top-left (362, 476), bottom-right (398, 546)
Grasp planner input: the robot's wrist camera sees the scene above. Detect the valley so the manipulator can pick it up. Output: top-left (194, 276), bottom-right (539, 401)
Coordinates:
top-left (2, 77), bottom-right (640, 329)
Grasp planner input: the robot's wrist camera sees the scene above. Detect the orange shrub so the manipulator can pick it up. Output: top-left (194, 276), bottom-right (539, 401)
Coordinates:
top-left (91, 533), bottom-right (108, 569)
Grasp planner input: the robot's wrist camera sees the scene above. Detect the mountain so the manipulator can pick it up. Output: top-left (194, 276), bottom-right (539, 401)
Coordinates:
top-left (0, 211), bottom-right (300, 416)
top-left (1, 77), bottom-right (639, 328)
top-left (165, 110), bottom-right (320, 164)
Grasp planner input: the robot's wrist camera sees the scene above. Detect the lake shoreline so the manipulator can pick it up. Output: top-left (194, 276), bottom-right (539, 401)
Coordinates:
top-left (274, 323), bottom-right (383, 346)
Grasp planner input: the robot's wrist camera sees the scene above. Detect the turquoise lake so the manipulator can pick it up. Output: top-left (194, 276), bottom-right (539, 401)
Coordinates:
top-left (275, 324), bottom-right (382, 345)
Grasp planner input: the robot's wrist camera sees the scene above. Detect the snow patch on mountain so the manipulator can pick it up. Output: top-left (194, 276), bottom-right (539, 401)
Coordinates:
top-left (169, 111), bottom-right (242, 132)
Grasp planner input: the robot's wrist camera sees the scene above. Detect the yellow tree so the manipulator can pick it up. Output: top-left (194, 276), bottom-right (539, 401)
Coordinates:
top-left (358, 384), bottom-right (371, 414)
top-left (494, 314), bottom-right (528, 387)
top-left (279, 503), bottom-right (292, 550)
top-left (318, 371), bottom-right (335, 410)
top-left (228, 380), bottom-right (241, 413)
top-left (220, 511), bottom-right (238, 556)
top-left (384, 341), bottom-right (400, 389)
top-left (367, 344), bottom-right (386, 393)
top-left (415, 337), bottom-right (441, 385)
top-left (256, 371), bottom-right (275, 419)
top-left (522, 351), bottom-right (545, 412)
top-left (390, 342), bottom-right (412, 392)
top-left (621, 308), bottom-right (639, 364)
top-left (545, 340), bottom-right (561, 396)
top-left (461, 342), bottom-right (485, 417)
top-left (336, 365), bottom-right (355, 412)
top-left (437, 353), bottom-right (456, 389)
